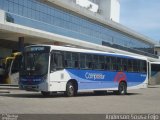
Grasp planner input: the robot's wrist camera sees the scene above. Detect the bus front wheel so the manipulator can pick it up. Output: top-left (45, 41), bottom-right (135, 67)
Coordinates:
top-left (65, 82), bottom-right (77, 97)
top-left (118, 82), bottom-right (127, 95)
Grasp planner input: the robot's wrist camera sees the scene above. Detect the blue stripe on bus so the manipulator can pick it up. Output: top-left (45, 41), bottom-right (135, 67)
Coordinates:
top-left (66, 69), bottom-right (147, 90)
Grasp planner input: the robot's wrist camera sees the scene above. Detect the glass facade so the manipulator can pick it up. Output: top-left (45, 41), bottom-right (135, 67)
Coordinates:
top-left (0, 0), bottom-right (156, 57)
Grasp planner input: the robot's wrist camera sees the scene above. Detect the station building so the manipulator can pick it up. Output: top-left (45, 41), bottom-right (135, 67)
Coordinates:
top-left (0, 0), bottom-right (159, 63)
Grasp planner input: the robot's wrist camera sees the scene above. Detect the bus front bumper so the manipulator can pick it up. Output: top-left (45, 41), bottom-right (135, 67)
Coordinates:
top-left (19, 85), bottom-right (39, 91)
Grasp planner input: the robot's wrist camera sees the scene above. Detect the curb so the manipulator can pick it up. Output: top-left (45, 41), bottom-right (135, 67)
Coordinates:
top-left (0, 90), bottom-right (10, 93)
top-left (0, 84), bottom-right (19, 89)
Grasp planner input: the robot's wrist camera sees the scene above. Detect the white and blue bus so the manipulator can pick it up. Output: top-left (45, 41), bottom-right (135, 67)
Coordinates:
top-left (19, 45), bottom-right (149, 96)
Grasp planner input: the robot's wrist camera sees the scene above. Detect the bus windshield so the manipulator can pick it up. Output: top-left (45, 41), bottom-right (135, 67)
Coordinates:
top-left (22, 52), bottom-right (49, 76)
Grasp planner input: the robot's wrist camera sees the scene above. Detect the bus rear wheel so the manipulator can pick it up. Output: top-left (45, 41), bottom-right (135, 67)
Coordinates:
top-left (65, 82), bottom-right (77, 97)
top-left (118, 82), bottom-right (127, 95)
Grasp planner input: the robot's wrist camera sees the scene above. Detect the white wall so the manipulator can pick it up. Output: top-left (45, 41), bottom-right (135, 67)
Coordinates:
top-left (98, 0), bottom-right (120, 22)
top-left (76, 0), bottom-right (99, 13)
top-left (49, 0), bottom-right (120, 22)
top-left (110, 0), bottom-right (120, 22)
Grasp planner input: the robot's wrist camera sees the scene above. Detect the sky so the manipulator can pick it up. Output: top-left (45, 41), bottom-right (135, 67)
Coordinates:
top-left (120, 0), bottom-right (160, 43)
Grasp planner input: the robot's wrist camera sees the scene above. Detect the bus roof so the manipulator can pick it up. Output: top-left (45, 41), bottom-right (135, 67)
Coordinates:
top-left (26, 45), bottom-right (148, 61)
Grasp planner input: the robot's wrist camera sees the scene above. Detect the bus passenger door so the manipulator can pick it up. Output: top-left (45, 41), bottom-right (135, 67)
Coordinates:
top-left (50, 51), bottom-right (65, 91)
top-left (50, 51), bottom-right (64, 72)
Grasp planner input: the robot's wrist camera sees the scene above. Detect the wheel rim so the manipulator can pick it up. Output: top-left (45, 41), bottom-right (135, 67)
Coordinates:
top-left (68, 84), bottom-right (74, 96)
top-left (119, 83), bottom-right (126, 95)
top-left (120, 85), bottom-right (125, 94)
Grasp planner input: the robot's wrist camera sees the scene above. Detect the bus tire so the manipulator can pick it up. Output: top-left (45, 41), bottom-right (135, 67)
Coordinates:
top-left (41, 91), bottom-right (51, 97)
top-left (65, 81), bottom-right (77, 97)
top-left (118, 82), bottom-right (127, 95)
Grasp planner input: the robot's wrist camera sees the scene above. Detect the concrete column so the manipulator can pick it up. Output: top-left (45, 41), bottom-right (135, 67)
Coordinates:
top-left (18, 37), bottom-right (24, 52)
top-left (97, 0), bottom-right (120, 22)
top-left (0, 9), bottom-right (5, 24)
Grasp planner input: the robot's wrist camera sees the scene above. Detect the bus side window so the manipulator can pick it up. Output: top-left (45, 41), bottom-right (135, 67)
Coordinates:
top-left (122, 58), bottom-right (127, 71)
top-left (133, 60), bottom-right (138, 72)
top-left (140, 61), bottom-right (147, 73)
top-left (117, 58), bottom-right (122, 71)
top-left (64, 52), bottom-right (72, 68)
top-left (86, 54), bottom-right (93, 69)
top-left (110, 57), bottom-right (117, 71)
top-left (105, 56), bottom-right (111, 70)
top-left (64, 52), bottom-right (79, 68)
top-left (128, 59), bottom-right (133, 72)
top-left (99, 56), bottom-right (105, 70)
top-left (80, 54), bottom-right (86, 69)
top-left (137, 60), bottom-right (141, 72)
top-left (93, 55), bottom-right (99, 70)
top-left (72, 53), bottom-right (79, 68)
top-left (51, 54), bottom-right (56, 71)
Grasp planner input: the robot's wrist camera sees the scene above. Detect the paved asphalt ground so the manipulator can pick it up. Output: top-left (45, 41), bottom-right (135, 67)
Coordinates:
top-left (0, 85), bottom-right (160, 114)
